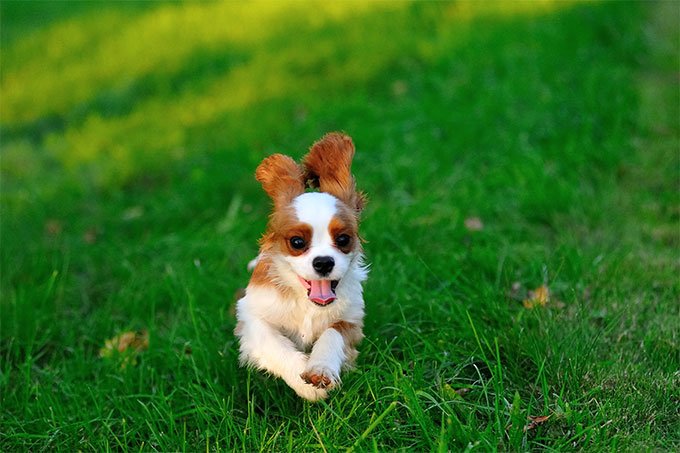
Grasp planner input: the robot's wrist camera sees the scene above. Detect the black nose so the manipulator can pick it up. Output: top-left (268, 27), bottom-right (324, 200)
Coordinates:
top-left (312, 256), bottom-right (335, 276)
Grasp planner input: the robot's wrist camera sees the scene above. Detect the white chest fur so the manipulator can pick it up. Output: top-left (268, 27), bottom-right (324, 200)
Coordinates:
top-left (242, 285), bottom-right (350, 346)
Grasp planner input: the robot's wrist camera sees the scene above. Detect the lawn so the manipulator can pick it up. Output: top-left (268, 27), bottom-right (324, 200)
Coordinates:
top-left (1, 0), bottom-right (678, 451)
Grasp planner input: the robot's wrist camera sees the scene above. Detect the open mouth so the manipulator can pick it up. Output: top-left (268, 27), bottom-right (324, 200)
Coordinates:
top-left (297, 277), bottom-right (339, 306)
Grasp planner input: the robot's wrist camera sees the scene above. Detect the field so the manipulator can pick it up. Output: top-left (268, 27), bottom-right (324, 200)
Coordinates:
top-left (1, 1), bottom-right (678, 451)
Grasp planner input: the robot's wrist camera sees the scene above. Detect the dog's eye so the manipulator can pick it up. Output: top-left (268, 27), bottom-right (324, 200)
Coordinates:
top-left (335, 234), bottom-right (351, 248)
top-left (289, 236), bottom-right (306, 250)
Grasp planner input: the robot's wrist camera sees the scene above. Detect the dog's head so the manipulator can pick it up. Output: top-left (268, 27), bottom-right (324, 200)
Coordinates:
top-left (255, 133), bottom-right (366, 306)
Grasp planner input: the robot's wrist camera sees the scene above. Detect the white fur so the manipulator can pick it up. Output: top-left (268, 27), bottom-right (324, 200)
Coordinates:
top-left (306, 328), bottom-right (346, 385)
top-left (246, 256), bottom-right (259, 272)
top-left (285, 192), bottom-right (350, 282)
top-left (235, 192), bottom-right (367, 401)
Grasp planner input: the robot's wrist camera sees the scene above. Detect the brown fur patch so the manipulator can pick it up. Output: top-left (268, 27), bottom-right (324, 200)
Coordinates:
top-left (330, 320), bottom-right (364, 368)
top-left (253, 201), bottom-right (309, 300)
top-left (249, 256), bottom-right (273, 286)
top-left (281, 223), bottom-right (313, 256)
top-left (302, 132), bottom-right (367, 213)
top-left (329, 207), bottom-right (359, 254)
top-left (247, 254), bottom-right (297, 299)
top-left (255, 154), bottom-right (305, 208)
top-left (330, 321), bottom-right (363, 345)
top-left (259, 203), bottom-right (313, 257)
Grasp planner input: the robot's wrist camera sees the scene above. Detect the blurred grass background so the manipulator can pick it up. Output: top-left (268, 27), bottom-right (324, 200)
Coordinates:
top-left (1, 0), bottom-right (678, 451)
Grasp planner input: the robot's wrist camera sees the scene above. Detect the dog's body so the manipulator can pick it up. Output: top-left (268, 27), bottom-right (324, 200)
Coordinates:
top-left (235, 133), bottom-right (367, 401)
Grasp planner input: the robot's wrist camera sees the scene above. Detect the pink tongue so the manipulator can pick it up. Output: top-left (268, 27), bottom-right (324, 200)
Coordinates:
top-left (308, 280), bottom-right (336, 305)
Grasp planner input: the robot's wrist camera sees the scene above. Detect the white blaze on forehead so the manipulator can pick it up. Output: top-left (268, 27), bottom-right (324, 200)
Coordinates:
top-left (293, 192), bottom-right (338, 245)
top-left (293, 192), bottom-right (338, 226)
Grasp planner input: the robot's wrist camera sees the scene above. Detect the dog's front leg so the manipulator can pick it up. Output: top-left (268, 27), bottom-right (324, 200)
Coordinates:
top-left (302, 321), bottom-right (362, 390)
top-left (237, 316), bottom-right (327, 401)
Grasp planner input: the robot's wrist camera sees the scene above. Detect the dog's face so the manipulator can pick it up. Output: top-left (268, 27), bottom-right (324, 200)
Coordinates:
top-left (279, 191), bottom-right (359, 305)
top-left (255, 133), bottom-right (365, 306)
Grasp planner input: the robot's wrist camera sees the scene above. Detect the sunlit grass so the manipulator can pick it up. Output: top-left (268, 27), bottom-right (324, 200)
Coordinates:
top-left (2, 0), bottom-right (576, 125)
top-left (1, 1), bottom-right (394, 125)
top-left (1, 0), bottom-right (581, 189)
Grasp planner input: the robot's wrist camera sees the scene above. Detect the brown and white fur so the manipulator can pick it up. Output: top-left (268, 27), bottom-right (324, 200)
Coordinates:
top-left (234, 132), bottom-right (367, 401)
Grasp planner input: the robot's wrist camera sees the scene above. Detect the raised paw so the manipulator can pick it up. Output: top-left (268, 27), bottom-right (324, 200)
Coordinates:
top-left (301, 372), bottom-right (332, 388)
top-left (301, 366), bottom-right (339, 390)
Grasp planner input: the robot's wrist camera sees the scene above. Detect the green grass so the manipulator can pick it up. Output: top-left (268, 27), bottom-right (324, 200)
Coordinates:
top-left (1, 0), bottom-right (678, 451)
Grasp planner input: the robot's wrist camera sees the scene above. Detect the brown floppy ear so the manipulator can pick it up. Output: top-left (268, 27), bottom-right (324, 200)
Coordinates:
top-left (255, 154), bottom-right (305, 208)
top-left (302, 132), bottom-right (367, 212)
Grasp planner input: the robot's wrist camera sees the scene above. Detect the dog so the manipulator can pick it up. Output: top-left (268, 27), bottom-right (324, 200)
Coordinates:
top-left (234, 132), bottom-right (367, 401)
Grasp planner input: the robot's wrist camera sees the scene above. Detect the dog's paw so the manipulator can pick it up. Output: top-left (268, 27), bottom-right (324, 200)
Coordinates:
top-left (294, 382), bottom-right (328, 402)
top-left (301, 365), bottom-right (340, 390)
top-left (301, 371), bottom-right (332, 389)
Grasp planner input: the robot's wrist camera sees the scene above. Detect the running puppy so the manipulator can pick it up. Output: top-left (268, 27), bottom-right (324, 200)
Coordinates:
top-left (235, 132), bottom-right (368, 401)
